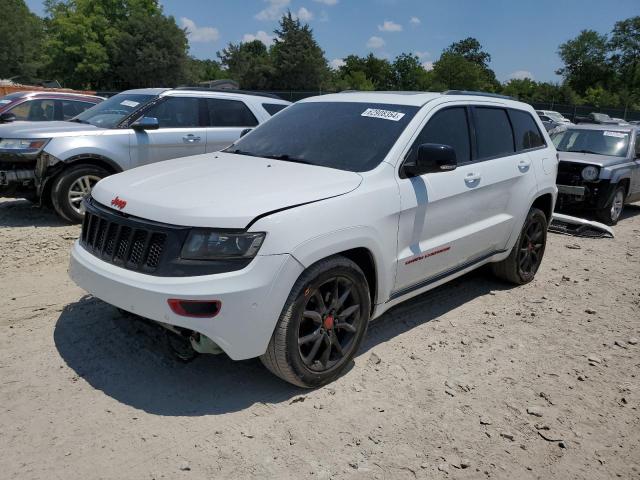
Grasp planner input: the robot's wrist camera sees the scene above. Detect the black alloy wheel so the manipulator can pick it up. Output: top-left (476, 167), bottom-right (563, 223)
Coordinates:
top-left (517, 215), bottom-right (545, 277)
top-left (261, 256), bottom-right (371, 388)
top-left (297, 276), bottom-right (362, 372)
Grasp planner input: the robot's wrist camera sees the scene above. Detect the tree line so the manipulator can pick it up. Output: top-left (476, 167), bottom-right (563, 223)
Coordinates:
top-left (1, 0), bottom-right (638, 110)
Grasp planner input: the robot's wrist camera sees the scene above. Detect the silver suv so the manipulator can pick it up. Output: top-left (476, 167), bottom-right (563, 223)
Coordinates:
top-left (0, 88), bottom-right (290, 221)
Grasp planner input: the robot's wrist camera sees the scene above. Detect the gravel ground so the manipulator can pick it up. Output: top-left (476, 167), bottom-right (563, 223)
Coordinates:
top-left (1, 197), bottom-right (639, 480)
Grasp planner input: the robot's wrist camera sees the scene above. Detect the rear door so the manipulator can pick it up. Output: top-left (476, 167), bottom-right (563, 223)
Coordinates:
top-left (130, 96), bottom-right (207, 167)
top-left (467, 106), bottom-right (538, 251)
top-left (203, 98), bottom-right (259, 152)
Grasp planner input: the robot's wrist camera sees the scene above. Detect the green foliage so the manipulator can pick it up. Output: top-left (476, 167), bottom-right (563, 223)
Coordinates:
top-left (111, 9), bottom-right (190, 89)
top-left (43, 0), bottom-right (190, 89)
top-left (271, 13), bottom-right (330, 90)
top-left (218, 40), bottom-right (275, 90)
top-left (392, 53), bottom-right (430, 90)
top-left (557, 29), bottom-right (612, 95)
top-left (0, 0), bottom-right (45, 79)
top-left (5, 2), bottom-right (640, 112)
top-left (444, 37), bottom-right (491, 68)
top-left (337, 54), bottom-right (395, 90)
top-left (430, 52), bottom-right (488, 91)
top-left (186, 58), bottom-right (224, 84)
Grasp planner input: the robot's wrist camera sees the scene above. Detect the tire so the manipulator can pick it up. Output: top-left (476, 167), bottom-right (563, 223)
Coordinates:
top-left (51, 164), bottom-right (108, 223)
top-left (492, 207), bottom-right (547, 285)
top-left (595, 185), bottom-right (625, 226)
top-left (260, 255), bottom-right (371, 388)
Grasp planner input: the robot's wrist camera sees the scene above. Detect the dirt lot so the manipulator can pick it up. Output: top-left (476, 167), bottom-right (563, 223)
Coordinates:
top-left (1, 197), bottom-right (639, 480)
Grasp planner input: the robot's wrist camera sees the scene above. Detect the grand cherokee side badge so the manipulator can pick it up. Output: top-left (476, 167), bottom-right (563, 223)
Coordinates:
top-left (111, 196), bottom-right (127, 210)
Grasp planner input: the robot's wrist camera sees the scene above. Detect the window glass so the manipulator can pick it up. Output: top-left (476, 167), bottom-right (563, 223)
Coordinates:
top-left (144, 97), bottom-right (200, 128)
top-left (61, 100), bottom-right (96, 120)
top-left (552, 128), bottom-right (630, 157)
top-left (224, 102), bottom-right (418, 172)
top-left (206, 99), bottom-right (258, 127)
top-left (636, 135), bottom-right (640, 157)
top-left (262, 103), bottom-right (288, 116)
top-left (509, 109), bottom-right (545, 150)
top-left (474, 107), bottom-right (515, 159)
top-left (73, 93), bottom-right (155, 128)
top-left (408, 107), bottom-right (471, 164)
top-left (9, 99), bottom-right (55, 121)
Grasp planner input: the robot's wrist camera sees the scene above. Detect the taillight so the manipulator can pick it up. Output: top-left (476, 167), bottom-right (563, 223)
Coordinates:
top-left (168, 299), bottom-right (221, 318)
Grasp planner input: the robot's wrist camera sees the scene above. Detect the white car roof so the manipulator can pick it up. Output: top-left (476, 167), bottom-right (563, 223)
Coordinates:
top-left (301, 91), bottom-right (533, 110)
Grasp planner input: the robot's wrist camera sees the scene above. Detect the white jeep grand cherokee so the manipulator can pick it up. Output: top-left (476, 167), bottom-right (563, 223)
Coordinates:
top-left (69, 91), bottom-right (558, 387)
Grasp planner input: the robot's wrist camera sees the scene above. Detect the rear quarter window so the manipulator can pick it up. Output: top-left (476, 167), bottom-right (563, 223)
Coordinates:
top-left (509, 109), bottom-right (546, 150)
top-left (262, 103), bottom-right (288, 116)
top-left (473, 107), bottom-right (515, 159)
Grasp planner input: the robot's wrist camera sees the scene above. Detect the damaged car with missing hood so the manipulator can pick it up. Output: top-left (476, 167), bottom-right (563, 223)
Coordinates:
top-left (551, 124), bottom-right (640, 225)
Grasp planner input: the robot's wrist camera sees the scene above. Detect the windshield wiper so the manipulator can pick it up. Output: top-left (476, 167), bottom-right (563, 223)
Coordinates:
top-left (226, 148), bottom-right (260, 157)
top-left (262, 154), bottom-right (314, 165)
top-left (68, 118), bottom-right (89, 124)
top-left (567, 149), bottom-right (600, 155)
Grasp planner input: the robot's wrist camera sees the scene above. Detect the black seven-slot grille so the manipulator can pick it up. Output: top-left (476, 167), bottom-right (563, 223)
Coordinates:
top-left (79, 198), bottom-right (253, 277)
top-left (81, 209), bottom-right (167, 272)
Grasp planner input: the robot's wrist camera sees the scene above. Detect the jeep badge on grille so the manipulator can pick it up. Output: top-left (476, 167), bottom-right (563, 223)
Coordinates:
top-left (110, 196), bottom-right (127, 210)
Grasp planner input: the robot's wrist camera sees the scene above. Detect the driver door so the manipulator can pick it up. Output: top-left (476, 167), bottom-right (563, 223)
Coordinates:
top-left (129, 96), bottom-right (207, 167)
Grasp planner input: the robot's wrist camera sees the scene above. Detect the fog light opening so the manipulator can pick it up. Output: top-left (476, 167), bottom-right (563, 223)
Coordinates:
top-left (168, 299), bottom-right (221, 318)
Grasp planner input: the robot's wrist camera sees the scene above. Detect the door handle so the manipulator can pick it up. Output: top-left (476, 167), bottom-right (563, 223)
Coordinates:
top-left (464, 173), bottom-right (481, 186)
top-left (182, 134), bottom-right (201, 143)
top-left (518, 159), bottom-right (531, 172)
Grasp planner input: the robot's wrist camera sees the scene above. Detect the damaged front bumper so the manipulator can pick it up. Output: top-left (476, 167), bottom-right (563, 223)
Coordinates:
top-left (0, 152), bottom-right (57, 197)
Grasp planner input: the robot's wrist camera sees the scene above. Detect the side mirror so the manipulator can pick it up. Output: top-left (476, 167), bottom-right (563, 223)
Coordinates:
top-left (240, 128), bottom-right (252, 138)
top-left (0, 112), bottom-right (17, 123)
top-left (403, 143), bottom-right (457, 177)
top-left (132, 116), bottom-right (159, 131)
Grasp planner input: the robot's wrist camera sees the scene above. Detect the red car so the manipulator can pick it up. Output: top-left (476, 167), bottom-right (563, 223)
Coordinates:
top-left (0, 91), bottom-right (104, 123)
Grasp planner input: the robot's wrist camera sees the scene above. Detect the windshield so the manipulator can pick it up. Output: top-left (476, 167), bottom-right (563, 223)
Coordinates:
top-left (72, 93), bottom-right (155, 128)
top-left (224, 101), bottom-right (419, 172)
top-left (552, 128), bottom-right (630, 157)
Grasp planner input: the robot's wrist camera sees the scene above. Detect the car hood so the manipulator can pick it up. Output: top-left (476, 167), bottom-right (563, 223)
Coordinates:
top-left (558, 151), bottom-right (625, 168)
top-left (0, 121), bottom-right (103, 138)
top-left (91, 152), bottom-right (363, 228)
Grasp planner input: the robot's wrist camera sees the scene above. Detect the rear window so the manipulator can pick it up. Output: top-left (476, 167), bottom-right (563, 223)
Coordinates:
top-left (262, 103), bottom-right (288, 116)
top-left (206, 99), bottom-right (258, 127)
top-left (509, 109), bottom-right (545, 150)
top-left (474, 107), bottom-right (515, 159)
top-left (225, 102), bottom-right (419, 172)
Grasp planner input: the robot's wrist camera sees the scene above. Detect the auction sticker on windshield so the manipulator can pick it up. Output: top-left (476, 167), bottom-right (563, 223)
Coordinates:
top-left (361, 108), bottom-right (405, 121)
top-left (603, 131), bottom-right (627, 138)
top-left (120, 100), bottom-right (140, 108)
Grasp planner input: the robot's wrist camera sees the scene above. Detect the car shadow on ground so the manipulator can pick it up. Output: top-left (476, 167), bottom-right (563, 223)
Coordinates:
top-left (0, 198), bottom-right (70, 228)
top-left (621, 203), bottom-right (640, 221)
top-left (53, 269), bottom-right (512, 417)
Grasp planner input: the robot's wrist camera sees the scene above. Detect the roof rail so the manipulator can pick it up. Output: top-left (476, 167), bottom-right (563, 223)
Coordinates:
top-left (173, 86), bottom-right (283, 100)
top-left (443, 90), bottom-right (516, 100)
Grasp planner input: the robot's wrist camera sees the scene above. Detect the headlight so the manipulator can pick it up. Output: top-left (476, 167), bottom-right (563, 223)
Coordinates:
top-left (0, 138), bottom-right (49, 154)
top-left (581, 165), bottom-right (599, 181)
top-left (181, 230), bottom-right (265, 260)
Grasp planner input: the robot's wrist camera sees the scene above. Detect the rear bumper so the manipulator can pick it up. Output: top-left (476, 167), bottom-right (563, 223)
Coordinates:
top-left (69, 241), bottom-right (304, 360)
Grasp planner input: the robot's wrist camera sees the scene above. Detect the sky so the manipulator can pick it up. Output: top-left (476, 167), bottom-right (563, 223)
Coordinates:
top-left (25, 0), bottom-right (640, 83)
